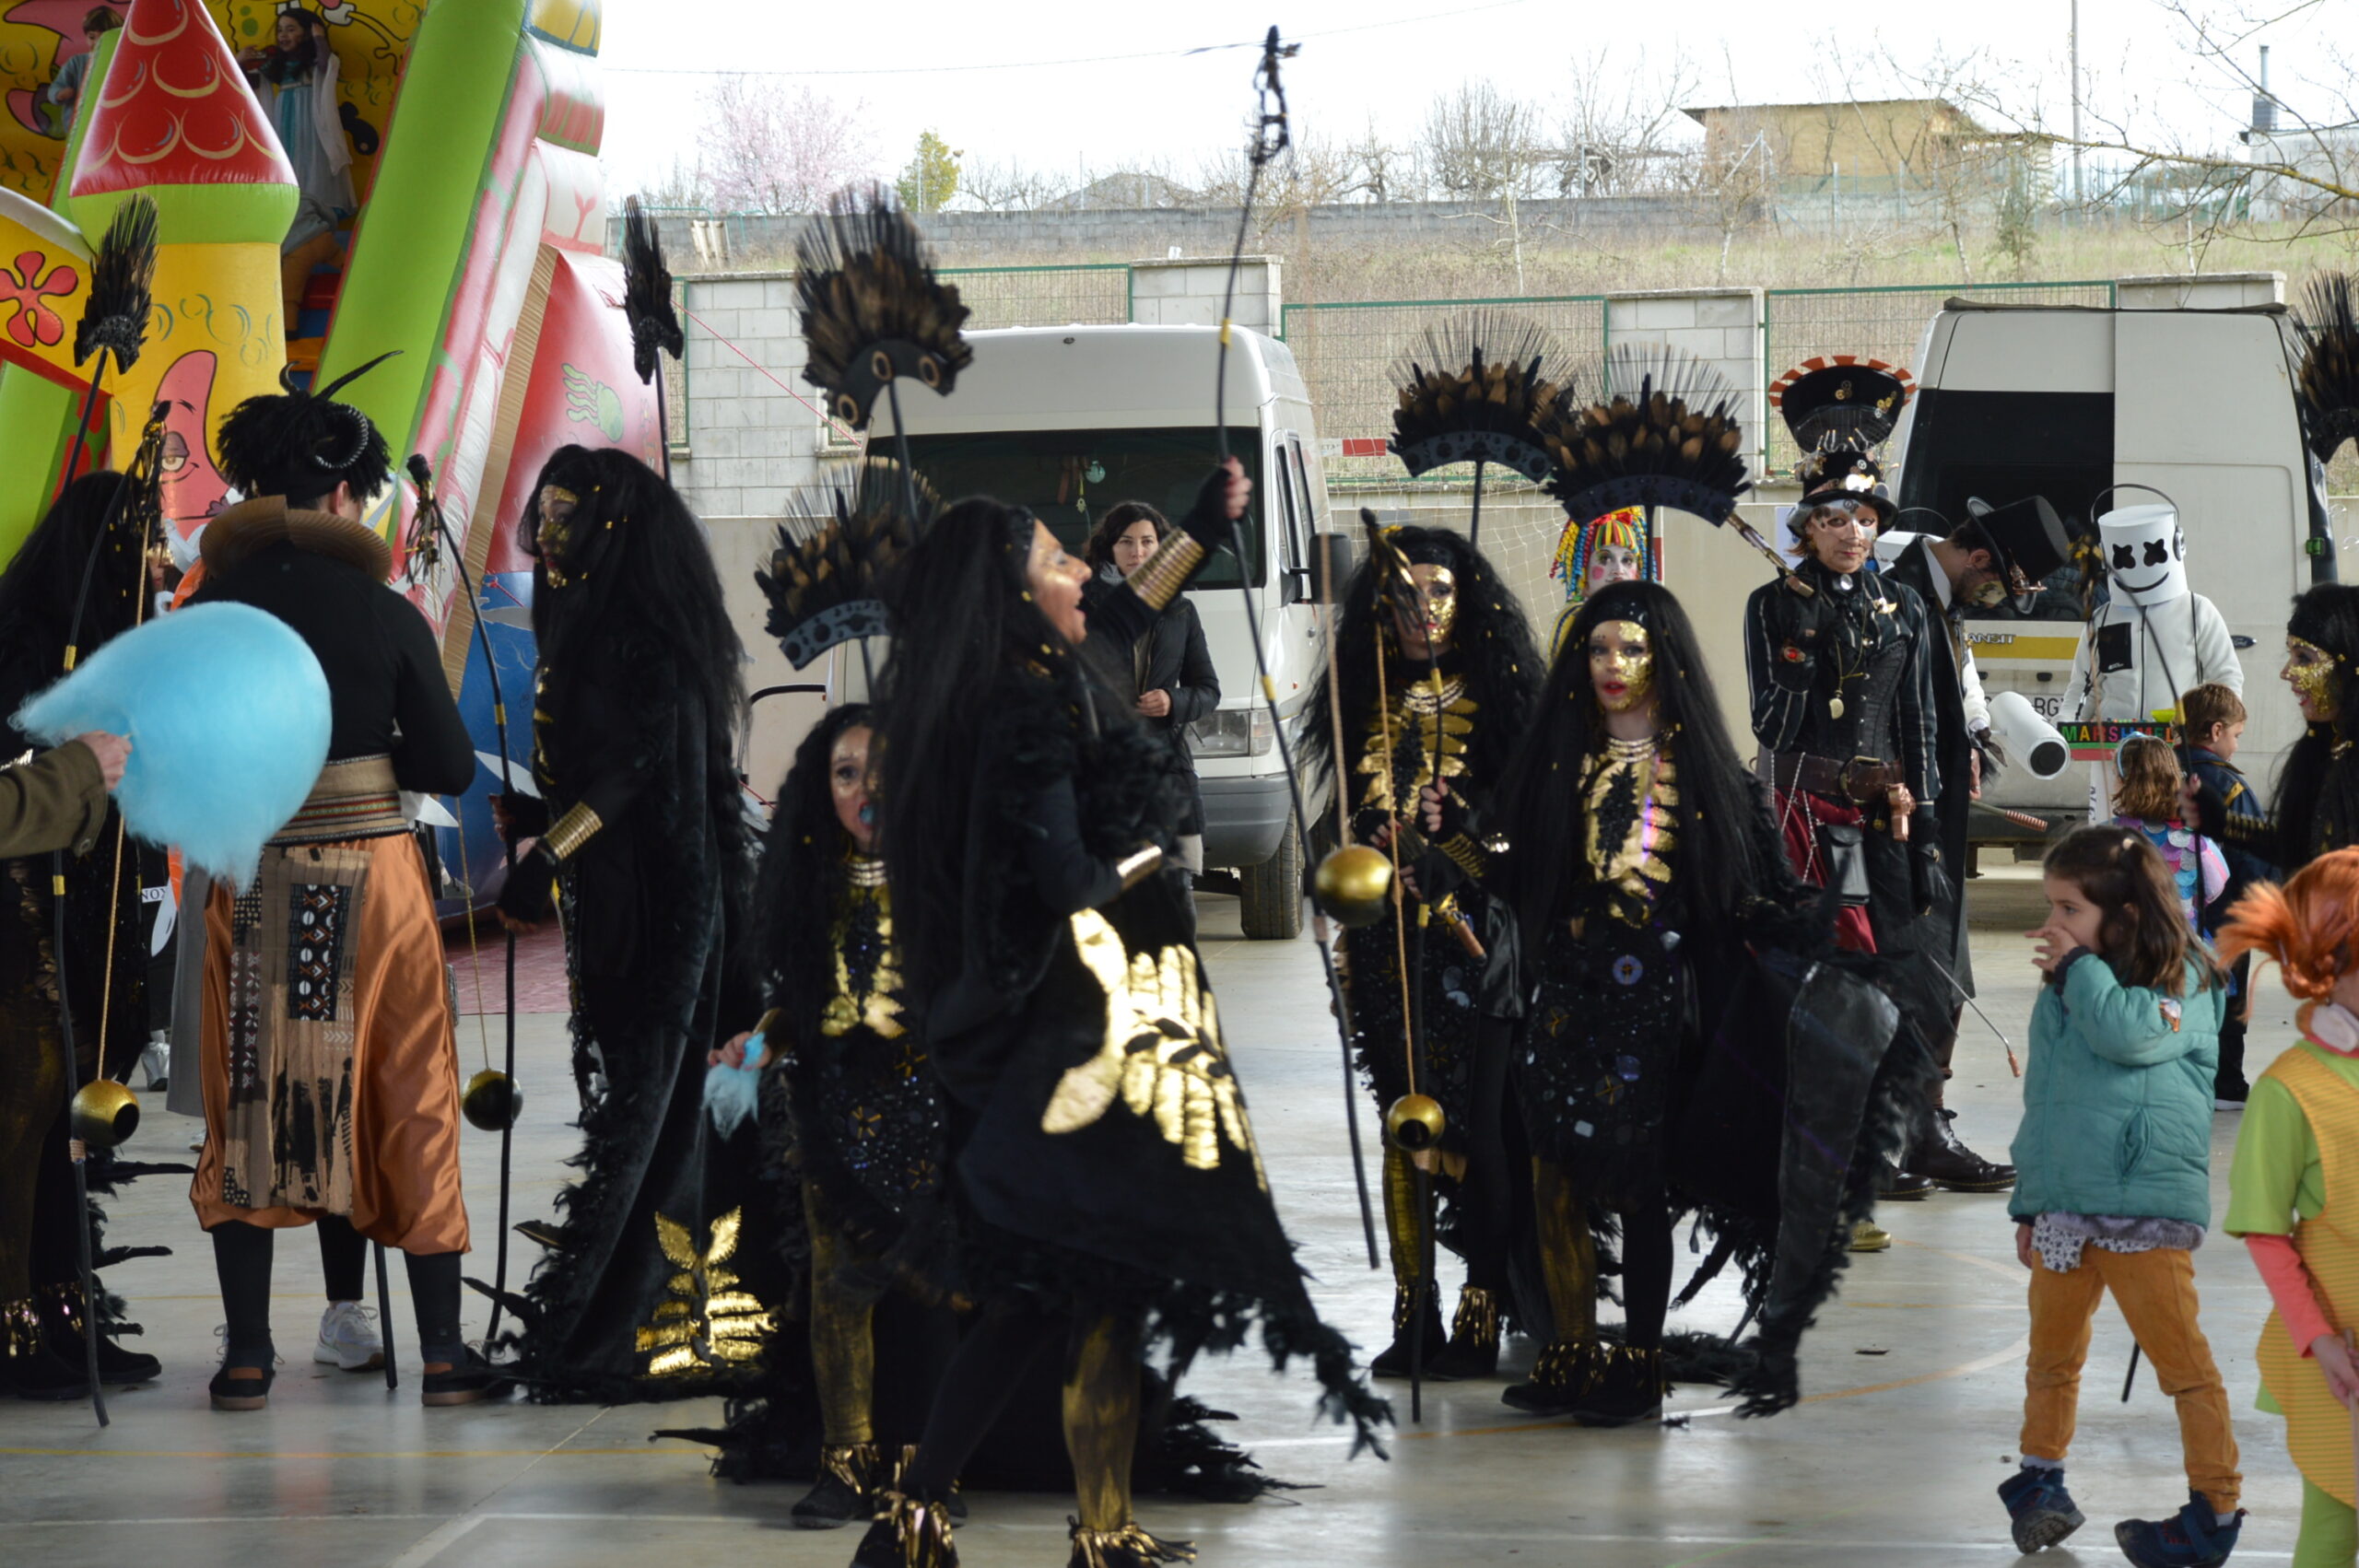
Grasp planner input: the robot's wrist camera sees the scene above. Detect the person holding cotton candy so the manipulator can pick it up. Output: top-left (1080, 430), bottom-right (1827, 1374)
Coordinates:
top-left (169, 363), bottom-right (499, 1412)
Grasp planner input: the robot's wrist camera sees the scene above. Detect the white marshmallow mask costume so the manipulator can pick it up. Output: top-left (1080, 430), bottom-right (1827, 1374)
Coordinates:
top-left (2097, 502), bottom-right (2189, 608)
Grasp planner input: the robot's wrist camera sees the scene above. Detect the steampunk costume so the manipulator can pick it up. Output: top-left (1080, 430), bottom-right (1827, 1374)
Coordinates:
top-left (1302, 522), bottom-right (1540, 1381)
top-left (0, 473), bottom-right (159, 1399)
top-left (186, 366), bottom-right (490, 1410)
top-left (1876, 497), bottom-right (2070, 1191)
top-left (492, 445), bottom-right (766, 1403)
top-left (1492, 580), bottom-right (1937, 1422)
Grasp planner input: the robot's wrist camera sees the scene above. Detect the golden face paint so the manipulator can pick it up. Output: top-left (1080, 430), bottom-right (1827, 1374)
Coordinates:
top-left (1589, 620), bottom-right (1654, 713)
top-left (2285, 635), bottom-right (2341, 720)
top-left (537, 484), bottom-right (581, 585)
top-left (1403, 563), bottom-right (1457, 649)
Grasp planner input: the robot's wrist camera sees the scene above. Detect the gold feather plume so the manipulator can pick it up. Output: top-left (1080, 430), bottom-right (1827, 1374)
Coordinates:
top-left (794, 184), bottom-right (974, 431)
top-left (1536, 342), bottom-right (1751, 523)
top-left (757, 458), bottom-right (935, 669)
top-left (1387, 312), bottom-right (1573, 482)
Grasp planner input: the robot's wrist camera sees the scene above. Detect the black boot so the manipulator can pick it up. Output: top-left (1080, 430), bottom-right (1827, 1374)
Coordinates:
top-left (5, 1297), bottom-right (95, 1402)
top-left (1878, 1160), bottom-right (1937, 1201)
top-left (1911, 1108), bottom-right (2015, 1192)
top-left (850, 1491), bottom-right (959, 1568)
top-left (794, 1444), bottom-right (882, 1529)
top-left (38, 1281), bottom-right (159, 1386)
top-left (1368, 1283), bottom-right (1452, 1380)
top-left (1428, 1284), bottom-right (1502, 1379)
top-left (1501, 1339), bottom-right (1598, 1414)
top-left (420, 1346), bottom-right (516, 1407)
top-left (1570, 1344), bottom-right (1663, 1427)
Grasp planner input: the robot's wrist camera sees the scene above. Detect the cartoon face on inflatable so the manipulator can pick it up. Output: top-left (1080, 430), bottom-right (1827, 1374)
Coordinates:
top-left (2097, 503), bottom-right (2188, 608)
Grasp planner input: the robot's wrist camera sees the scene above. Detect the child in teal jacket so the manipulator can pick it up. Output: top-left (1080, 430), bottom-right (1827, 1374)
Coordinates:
top-left (2000, 825), bottom-right (2241, 1566)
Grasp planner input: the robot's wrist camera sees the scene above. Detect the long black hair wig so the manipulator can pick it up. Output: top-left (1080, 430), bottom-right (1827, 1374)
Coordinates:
top-left (754, 701), bottom-right (874, 1035)
top-left (874, 497), bottom-right (1093, 998)
top-left (520, 444), bottom-right (747, 857)
top-left (0, 471), bottom-right (133, 736)
top-left (1300, 522), bottom-right (1541, 795)
top-left (1490, 579), bottom-right (1784, 944)
top-left (2278, 582), bottom-right (2359, 862)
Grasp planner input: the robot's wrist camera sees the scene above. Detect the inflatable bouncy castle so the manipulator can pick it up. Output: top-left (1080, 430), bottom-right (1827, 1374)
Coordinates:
top-left (0, 0), bottom-right (653, 902)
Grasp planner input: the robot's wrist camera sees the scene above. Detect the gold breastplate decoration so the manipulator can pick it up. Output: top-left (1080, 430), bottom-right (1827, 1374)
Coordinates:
top-left (819, 860), bottom-right (905, 1040)
top-left (1582, 732), bottom-right (1677, 922)
top-left (1356, 673), bottom-right (1474, 813)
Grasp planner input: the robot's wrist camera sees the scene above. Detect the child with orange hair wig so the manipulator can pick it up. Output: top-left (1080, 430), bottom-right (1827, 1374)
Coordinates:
top-left (2220, 847), bottom-right (2359, 1566)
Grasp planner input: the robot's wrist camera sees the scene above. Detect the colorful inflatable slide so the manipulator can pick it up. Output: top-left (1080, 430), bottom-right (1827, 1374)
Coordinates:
top-left (0, 0), bottom-right (656, 904)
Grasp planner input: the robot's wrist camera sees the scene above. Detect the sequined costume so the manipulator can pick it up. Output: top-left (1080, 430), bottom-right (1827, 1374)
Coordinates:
top-left (1494, 581), bottom-right (1938, 1420)
top-left (1303, 522), bottom-right (1542, 1379)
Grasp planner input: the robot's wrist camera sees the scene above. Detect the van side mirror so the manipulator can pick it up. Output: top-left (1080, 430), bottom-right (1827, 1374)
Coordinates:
top-left (1312, 532), bottom-right (1356, 604)
top-left (1281, 566), bottom-right (1315, 605)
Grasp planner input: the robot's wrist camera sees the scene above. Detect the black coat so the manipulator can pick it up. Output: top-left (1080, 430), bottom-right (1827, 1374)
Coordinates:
top-left (1880, 543), bottom-right (1975, 980)
top-left (1131, 596), bottom-right (1219, 836)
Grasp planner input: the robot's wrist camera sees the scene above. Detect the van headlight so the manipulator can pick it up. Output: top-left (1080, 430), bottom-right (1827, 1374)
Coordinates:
top-left (1186, 707), bottom-right (1274, 757)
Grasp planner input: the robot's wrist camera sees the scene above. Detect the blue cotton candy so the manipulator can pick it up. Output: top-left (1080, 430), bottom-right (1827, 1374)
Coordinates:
top-left (15, 603), bottom-right (331, 889)
top-left (704, 1031), bottom-right (769, 1135)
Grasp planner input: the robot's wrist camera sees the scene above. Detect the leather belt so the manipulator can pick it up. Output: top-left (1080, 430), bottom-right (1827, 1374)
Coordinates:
top-left (1770, 751), bottom-right (1901, 805)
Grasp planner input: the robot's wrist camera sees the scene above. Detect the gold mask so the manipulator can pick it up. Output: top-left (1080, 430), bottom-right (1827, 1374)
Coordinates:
top-left (1589, 620), bottom-right (1654, 713)
top-left (537, 484), bottom-right (580, 585)
top-left (2285, 635), bottom-right (2341, 720)
top-left (1396, 563), bottom-right (1457, 651)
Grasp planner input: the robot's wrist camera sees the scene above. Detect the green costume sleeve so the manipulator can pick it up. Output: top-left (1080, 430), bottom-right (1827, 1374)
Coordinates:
top-left (0, 743), bottom-right (106, 859)
top-left (2060, 956), bottom-right (2207, 1068)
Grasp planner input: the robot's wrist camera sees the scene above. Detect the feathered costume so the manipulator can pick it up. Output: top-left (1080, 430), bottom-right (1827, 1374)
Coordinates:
top-left (0, 473), bottom-right (165, 1398)
top-left (1301, 521), bottom-right (1540, 1377)
top-left (1492, 581), bottom-right (1937, 1420)
top-left (487, 445), bottom-right (769, 1402)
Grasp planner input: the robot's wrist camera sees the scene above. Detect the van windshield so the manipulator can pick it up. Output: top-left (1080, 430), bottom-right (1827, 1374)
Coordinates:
top-left (899, 428), bottom-right (1265, 589)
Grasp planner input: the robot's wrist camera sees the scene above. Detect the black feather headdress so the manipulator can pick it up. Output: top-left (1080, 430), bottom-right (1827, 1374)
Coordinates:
top-left (2296, 274), bottom-right (2359, 464)
top-left (76, 194), bottom-right (158, 371)
top-left (621, 195), bottom-right (682, 388)
top-left (756, 458), bottom-right (933, 669)
top-left (1537, 342), bottom-right (1751, 523)
top-left (1386, 313), bottom-right (1572, 483)
top-left (794, 184), bottom-right (973, 431)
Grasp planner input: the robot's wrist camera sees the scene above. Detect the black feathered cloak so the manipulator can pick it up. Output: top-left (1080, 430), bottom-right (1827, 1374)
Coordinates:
top-left (930, 665), bottom-right (1385, 1450)
top-left (491, 623), bottom-right (768, 1403)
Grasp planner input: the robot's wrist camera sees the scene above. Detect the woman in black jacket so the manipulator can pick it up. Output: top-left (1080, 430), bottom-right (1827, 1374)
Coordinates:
top-left (1083, 503), bottom-right (1220, 893)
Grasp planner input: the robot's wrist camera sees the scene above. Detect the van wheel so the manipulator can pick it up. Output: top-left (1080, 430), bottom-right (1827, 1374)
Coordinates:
top-left (1238, 811), bottom-right (1304, 941)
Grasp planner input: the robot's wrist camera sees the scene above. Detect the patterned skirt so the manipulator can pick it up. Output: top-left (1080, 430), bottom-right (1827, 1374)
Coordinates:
top-left (1515, 918), bottom-right (1687, 1207)
top-left (189, 760), bottom-right (465, 1252)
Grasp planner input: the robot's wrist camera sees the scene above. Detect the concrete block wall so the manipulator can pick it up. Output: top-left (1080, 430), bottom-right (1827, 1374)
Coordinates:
top-left (1602, 288), bottom-right (1767, 477)
top-left (1128, 257), bottom-right (1282, 333)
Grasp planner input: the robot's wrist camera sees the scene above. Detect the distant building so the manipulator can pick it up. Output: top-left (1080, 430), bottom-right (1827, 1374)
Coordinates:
top-left (1682, 98), bottom-right (2005, 195)
top-left (1043, 171), bottom-right (1201, 211)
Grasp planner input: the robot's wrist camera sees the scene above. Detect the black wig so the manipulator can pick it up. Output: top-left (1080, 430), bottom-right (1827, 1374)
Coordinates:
top-left (874, 496), bottom-right (1097, 998)
top-left (522, 443), bottom-right (748, 859)
top-left (215, 358), bottom-right (396, 509)
top-left (1301, 522), bottom-right (1541, 795)
top-left (1490, 579), bottom-right (1785, 944)
top-left (0, 471), bottom-right (133, 742)
top-left (2277, 582), bottom-right (2359, 863)
top-left (754, 702), bottom-right (874, 1040)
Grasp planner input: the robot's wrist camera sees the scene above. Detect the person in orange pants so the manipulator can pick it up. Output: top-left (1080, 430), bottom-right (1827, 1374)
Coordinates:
top-left (2003, 826), bottom-right (2243, 1564)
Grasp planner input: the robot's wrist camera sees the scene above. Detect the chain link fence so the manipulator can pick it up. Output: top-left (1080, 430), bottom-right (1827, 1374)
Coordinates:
top-left (1761, 280), bottom-right (2117, 474)
top-left (1279, 296), bottom-right (1609, 483)
top-left (942, 263), bottom-right (1133, 331)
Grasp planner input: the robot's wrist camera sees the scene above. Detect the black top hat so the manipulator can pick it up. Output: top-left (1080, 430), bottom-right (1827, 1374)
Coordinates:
top-left (1961, 495), bottom-right (2071, 612)
top-left (1793, 449), bottom-right (1895, 525)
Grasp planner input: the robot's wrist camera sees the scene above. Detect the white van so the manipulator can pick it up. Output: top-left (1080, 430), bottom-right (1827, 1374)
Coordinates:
top-left (890, 323), bottom-right (1330, 938)
top-left (1888, 299), bottom-right (2326, 840)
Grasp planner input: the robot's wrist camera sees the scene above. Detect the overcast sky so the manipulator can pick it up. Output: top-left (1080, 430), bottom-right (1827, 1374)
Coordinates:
top-left (596, 0), bottom-right (2352, 200)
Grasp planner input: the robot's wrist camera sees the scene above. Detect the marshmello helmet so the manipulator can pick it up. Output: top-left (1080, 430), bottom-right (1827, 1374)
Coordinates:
top-left (2095, 502), bottom-right (2188, 608)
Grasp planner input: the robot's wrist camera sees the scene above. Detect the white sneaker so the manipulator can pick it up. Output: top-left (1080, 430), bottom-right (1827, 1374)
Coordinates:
top-left (314, 1301), bottom-right (383, 1371)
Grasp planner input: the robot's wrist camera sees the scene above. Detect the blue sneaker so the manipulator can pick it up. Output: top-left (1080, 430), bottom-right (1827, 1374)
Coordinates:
top-left (2115, 1491), bottom-right (2244, 1567)
top-left (1999, 1466), bottom-right (2085, 1552)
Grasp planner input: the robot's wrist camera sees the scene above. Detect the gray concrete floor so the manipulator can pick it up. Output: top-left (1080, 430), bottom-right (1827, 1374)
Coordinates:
top-left (0, 865), bottom-right (2316, 1564)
